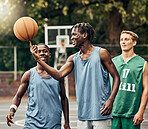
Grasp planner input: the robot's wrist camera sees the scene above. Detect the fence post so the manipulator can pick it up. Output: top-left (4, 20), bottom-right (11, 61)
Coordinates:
top-left (14, 46), bottom-right (17, 80)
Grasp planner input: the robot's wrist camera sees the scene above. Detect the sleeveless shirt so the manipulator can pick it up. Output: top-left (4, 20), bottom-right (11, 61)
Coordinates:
top-left (73, 47), bottom-right (112, 120)
top-left (111, 55), bottom-right (146, 117)
top-left (23, 67), bottom-right (62, 129)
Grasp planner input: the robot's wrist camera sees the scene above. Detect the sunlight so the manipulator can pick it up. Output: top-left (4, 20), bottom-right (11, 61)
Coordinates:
top-left (0, 0), bottom-right (9, 17)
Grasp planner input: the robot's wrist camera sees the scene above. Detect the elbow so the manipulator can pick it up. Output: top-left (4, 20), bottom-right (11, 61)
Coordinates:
top-left (54, 72), bottom-right (63, 80)
top-left (112, 74), bottom-right (120, 89)
top-left (54, 77), bottom-right (61, 80)
top-left (116, 73), bottom-right (120, 85)
top-left (55, 76), bottom-right (63, 81)
top-left (114, 74), bottom-right (120, 84)
top-left (61, 95), bottom-right (67, 101)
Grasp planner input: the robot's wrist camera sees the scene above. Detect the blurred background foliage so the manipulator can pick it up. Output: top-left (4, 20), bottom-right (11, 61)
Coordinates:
top-left (0, 0), bottom-right (148, 71)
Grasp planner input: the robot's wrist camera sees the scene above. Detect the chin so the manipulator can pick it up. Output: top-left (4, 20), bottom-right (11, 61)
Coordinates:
top-left (73, 43), bottom-right (76, 47)
top-left (41, 59), bottom-right (45, 61)
top-left (41, 59), bottom-right (47, 62)
top-left (73, 45), bottom-right (77, 48)
top-left (121, 47), bottom-right (127, 50)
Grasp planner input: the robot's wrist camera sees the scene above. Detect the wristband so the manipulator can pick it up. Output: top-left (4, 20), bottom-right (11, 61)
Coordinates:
top-left (9, 104), bottom-right (17, 111)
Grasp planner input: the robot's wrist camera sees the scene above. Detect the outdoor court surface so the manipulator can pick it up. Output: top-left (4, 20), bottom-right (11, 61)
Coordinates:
top-left (0, 99), bottom-right (77, 129)
top-left (0, 99), bottom-right (148, 129)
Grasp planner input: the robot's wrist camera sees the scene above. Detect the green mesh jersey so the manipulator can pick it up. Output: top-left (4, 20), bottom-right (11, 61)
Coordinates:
top-left (110, 55), bottom-right (146, 118)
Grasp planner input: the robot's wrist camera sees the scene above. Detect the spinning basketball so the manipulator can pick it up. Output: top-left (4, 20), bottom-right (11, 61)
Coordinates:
top-left (13, 17), bottom-right (38, 41)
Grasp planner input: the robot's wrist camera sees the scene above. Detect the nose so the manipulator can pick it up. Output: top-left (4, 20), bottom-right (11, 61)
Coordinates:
top-left (71, 35), bottom-right (74, 40)
top-left (120, 39), bottom-right (125, 44)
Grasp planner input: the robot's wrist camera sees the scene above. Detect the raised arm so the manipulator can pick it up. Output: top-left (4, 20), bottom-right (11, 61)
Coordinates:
top-left (30, 43), bottom-right (74, 80)
top-left (59, 79), bottom-right (70, 129)
top-left (133, 62), bottom-right (148, 125)
top-left (99, 48), bottom-right (120, 116)
top-left (6, 71), bottom-right (30, 126)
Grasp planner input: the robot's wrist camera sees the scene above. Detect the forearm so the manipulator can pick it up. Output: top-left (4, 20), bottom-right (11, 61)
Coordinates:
top-left (10, 94), bottom-right (22, 113)
top-left (138, 88), bottom-right (148, 114)
top-left (61, 97), bottom-right (69, 125)
top-left (109, 75), bottom-right (120, 101)
top-left (138, 62), bottom-right (148, 114)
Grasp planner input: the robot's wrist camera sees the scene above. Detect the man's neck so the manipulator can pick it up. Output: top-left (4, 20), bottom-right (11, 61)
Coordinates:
top-left (122, 50), bottom-right (136, 63)
top-left (80, 41), bottom-right (94, 54)
top-left (79, 42), bottom-right (95, 60)
top-left (36, 63), bottom-right (51, 78)
top-left (37, 62), bottom-right (47, 71)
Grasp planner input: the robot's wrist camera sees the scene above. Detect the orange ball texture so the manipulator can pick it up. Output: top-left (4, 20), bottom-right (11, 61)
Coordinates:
top-left (13, 17), bottom-right (38, 41)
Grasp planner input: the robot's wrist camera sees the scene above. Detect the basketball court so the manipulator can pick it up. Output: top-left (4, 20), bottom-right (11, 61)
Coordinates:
top-left (1, 25), bottom-right (148, 129)
top-left (0, 99), bottom-right (78, 129)
top-left (1, 99), bottom-right (148, 129)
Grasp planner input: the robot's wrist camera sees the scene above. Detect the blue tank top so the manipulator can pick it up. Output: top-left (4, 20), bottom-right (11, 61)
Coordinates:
top-left (73, 47), bottom-right (112, 120)
top-left (24, 67), bottom-right (62, 129)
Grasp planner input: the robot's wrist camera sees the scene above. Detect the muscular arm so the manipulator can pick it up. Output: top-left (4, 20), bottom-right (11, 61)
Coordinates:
top-left (133, 62), bottom-right (148, 125)
top-left (99, 48), bottom-right (120, 115)
top-left (59, 79), bottom-right (70, 129)
top-left (6, 70), bottom-right (30, 126)
top-left (30, 43), bottom-right (74, 80)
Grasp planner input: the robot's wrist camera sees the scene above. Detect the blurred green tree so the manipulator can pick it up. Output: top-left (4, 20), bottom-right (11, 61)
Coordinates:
top-left (0, 0), bottom-right (148, 71)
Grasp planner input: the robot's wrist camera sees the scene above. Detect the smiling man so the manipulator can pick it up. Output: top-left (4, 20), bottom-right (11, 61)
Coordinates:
top-left (110, 30), bottom-right (148, 129)
top-left (6, 43), bottom-right (70, 129)
top-left (30, 23), bottom-right (120, 129)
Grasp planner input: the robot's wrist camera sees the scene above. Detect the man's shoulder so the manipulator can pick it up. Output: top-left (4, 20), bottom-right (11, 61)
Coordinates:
top-left (23, 69), bottom-right (31, 76)
top-left (135, 55), bottom-right (145, 61)
top-left (23, 67), bottom-right (36, 77)
top-left (95, 46), bottom-right (101, 50)
top-left (20, 69), bottom-right (31, 82)
top-left (68, 54), bottom-right (75, 60)
top-left (72, 51), bottom-right (80, 59)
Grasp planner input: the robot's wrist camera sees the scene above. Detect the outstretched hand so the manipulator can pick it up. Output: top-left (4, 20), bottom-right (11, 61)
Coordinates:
top-left (6, 112), bottom-right (15, 126)
top-left (29, 41), bottom-right (40, 61)
top-left (100, 98), bottom-right (113, 116)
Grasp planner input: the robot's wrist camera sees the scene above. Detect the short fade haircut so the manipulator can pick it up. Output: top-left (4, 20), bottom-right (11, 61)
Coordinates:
top-left (121, 30), bottom-right (139, 41)
top-left (71, 23), bottom-right (95, 41)
top-left (38, 43), bottom-right (50, 52)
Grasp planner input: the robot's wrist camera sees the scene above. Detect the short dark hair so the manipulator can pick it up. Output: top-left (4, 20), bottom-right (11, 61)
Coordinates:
top-left (38, 43), bottom-right (50, 52)
top-left (71, 23), bottom-right (95, 41)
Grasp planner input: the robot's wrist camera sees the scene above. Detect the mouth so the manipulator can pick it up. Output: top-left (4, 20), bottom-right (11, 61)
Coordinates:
top-left (121, 45), bottom-right (126, 47)
top-left (40, 57), bottom-right (46, 61)
top-left (72, 40), bottom-right (76, 46)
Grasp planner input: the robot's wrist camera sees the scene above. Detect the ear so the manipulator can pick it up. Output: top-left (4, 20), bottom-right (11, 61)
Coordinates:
top-left (48, 52), bottom-right (51, 58)
top-left (83, 33), bottom-right (88, 39)
top-left (133, 40), bottom-right (137, 47)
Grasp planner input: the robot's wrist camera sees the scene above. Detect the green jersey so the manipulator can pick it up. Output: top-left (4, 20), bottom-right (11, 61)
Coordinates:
top-left (111, 55), bottom-right (146, 118)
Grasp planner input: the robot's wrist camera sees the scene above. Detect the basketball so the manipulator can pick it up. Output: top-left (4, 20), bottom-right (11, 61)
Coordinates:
top-left (13, 17), bottom-right (38, 41)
